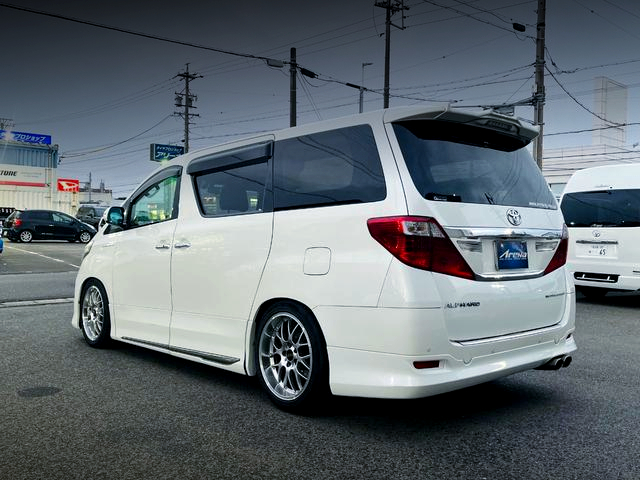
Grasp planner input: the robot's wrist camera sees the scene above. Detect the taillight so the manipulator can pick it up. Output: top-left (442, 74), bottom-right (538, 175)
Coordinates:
top-left (543, 224), bottom-right (569, 275)
top-left (14, 219), bottom-right (22, 227)
top-left (367, 216), bottom-right (475, 280)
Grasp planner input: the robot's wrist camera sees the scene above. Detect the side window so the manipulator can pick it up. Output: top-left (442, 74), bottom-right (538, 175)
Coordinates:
top-left (52, 212), bottom-right (74, 224)
top-left (129, 174), bottom-right (180, 228)
top-left (273, 125), bottom-right (386, 210)
top-left (193, 161), bottom-right (269, 216)
top-left (31, 211), bottom-right (51, 221)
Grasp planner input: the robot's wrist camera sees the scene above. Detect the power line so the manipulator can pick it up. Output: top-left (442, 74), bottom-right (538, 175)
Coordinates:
top-left (60, 115), bottom-right (173, 160)
top-left (544, 65), bottom-right (622, 127)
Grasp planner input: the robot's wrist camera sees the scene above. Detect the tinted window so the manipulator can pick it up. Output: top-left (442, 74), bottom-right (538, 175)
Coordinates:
top-left (52, 212), bottom-right (75, 224)
top-left (29, 211), bottom-right (52, 221)
top-left (561, 189), bottom-right (640, 227)
top-left (393, 121), bottom-right (557, 210)
top-left (273, 125), bottom-right (386, 210)
top-left (193, 161), bottom-right (269, 216)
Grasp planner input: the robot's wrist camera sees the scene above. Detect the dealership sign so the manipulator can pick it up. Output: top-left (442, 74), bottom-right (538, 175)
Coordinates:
top-left (150, 143), bottom-right (185, 162)
top-left (0, 164), bottom-right (46, 187)
top-left (57, 178), bottom-right (80, 192)
top-left (0, 129), bottom-right (52, 145)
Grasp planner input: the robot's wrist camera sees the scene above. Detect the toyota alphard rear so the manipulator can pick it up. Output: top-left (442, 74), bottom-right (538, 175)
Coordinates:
top-left (73, 106), bottom-right (576, 412)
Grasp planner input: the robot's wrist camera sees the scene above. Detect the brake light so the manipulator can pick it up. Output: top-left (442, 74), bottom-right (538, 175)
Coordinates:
top-left (543, 224), bottom-right (569, 275)
top-left (14, 219), bottom-right (22, 227)
top-left (367, 216), bottom-right (475, 280)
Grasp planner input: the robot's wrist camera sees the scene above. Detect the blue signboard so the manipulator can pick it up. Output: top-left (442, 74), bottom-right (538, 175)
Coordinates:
top-left (0, 130), bottom-right (51, 145)
top-left (150, 143), bottom-right (185, 162)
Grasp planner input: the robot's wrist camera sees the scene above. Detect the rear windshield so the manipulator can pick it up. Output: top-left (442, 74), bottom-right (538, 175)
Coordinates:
top-left (392, 121), bottom-right (556, 210)
top-left (561, 189), bottom-right (640, 227)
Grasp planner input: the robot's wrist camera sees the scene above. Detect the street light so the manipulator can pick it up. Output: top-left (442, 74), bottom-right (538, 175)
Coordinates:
top-left (359, 62), bottom-right (373, 113)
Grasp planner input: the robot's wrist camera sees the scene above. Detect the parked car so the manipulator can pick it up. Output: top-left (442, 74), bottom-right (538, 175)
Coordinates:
top-left (2, 209), bottom-right (96, 243)
top-left (560, 163), bottom-right (640, 298)
top-left (72, 106), bottom-right (576, 412)
top-left (75, 205), bottom-right (108, 229)
top-left (0, 235), bottom-right (3, 254)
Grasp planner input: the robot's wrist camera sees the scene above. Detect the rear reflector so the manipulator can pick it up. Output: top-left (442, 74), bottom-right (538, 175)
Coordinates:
top-left (413, 360), bottom-right (440, 369)
top-left (367, 216), bottom-right (475, 280)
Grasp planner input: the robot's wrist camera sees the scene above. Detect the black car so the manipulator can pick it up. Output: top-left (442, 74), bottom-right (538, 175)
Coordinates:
top-left (75, 205), bottom-right (108, 229)
top-left (2, 209), bottom-right (96, 243)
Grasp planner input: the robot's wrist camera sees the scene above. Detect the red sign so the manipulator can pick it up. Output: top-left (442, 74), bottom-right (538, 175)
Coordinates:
top-left (57, 178), bottom-right (80, 192)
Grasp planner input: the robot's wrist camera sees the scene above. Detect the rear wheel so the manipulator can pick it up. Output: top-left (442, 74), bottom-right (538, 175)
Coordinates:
top-left (19, 230), bottom-right (33, 243)
top-left (256, 302), bottom-right (329, 413)
top-left (80, 280), bottom-right (111, 348)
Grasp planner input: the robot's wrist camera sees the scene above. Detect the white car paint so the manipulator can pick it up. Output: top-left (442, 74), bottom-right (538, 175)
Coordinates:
top-left (72, 105), bottom-right (576, 404)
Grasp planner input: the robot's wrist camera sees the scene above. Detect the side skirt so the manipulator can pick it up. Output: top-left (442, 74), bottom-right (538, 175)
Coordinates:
top-left (121, 336), bottom-right (240, 365)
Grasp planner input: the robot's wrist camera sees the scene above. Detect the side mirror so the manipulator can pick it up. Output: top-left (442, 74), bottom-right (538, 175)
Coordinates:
top-left (100, 206), bottom-right (125, 231)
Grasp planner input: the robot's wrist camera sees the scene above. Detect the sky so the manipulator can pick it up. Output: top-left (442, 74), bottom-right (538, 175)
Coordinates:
top-left (2, 0), bottom-right (640, 198)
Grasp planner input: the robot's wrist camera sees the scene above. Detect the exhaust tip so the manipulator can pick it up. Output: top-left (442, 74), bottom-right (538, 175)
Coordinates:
top-left (562, 355), bottom-right (572, 368)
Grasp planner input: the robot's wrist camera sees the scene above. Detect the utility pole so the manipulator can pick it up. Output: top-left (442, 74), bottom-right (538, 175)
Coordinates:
top-left (359, 62), bottom-right (373, 113)
top-left (533, 0), bottom-right (546, 169)
top-left (290, 48), bottom-right (297, 127)
top-left (174, 63), bottom-right (202, 153)
top-left (375, 0), bottom-right (409, 109)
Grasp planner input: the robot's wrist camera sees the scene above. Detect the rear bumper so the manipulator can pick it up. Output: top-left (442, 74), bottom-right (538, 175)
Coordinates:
top-left (569, 260), bottom-right (640, 291)
top-left (573, 273), bottom-right (640, 292)
top-left (317, 291), bottom-right (576, 399)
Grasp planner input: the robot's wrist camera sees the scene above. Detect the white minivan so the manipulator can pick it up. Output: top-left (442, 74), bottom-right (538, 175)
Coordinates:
top-left (560, 163), bottom-right (640, 297)
top-left (72, 106), bottom-right (576, 412)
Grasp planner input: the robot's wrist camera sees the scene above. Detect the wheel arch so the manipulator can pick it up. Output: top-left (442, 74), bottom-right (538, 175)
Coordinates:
top-left (245, 297), bottom-right (328, 377)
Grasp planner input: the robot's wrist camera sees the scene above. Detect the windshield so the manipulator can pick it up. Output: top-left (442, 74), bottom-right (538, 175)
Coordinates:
top-left (392, 121), bottom-right (557, 210)
top-left (561, 189), bottom-right (640, 227)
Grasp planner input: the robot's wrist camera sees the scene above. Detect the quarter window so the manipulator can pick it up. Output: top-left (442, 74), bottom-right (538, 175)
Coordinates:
top-left (273, 125), bottom-right (386, 210)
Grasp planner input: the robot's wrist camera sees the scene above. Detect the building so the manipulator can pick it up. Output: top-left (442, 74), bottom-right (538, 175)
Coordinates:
top-left (542, 76), bottom-right (639, 196)
top-left (0, 129), bottom-right (81, 220)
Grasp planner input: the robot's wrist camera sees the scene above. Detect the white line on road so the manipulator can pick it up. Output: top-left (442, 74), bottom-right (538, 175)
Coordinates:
top-left (4, 245), bottom-right (80, 269)
top-left (0, 297), bottom-right (75, 308)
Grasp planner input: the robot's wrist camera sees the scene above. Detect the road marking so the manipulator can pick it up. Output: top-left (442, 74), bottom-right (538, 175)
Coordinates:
top-left (4, 245), bottom-right (80, 269)
top-left (0, 297), bottom-right (75, 308)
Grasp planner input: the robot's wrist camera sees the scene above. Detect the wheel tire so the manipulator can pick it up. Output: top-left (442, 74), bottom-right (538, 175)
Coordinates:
top-left (79, 231), bottom-right (92, 243)
top-left (80, 280), bottom-right (111, 348)
top-left (256, 302), bottom-right (329, 413)
top-left (19, 230), bottom-right (33, 243)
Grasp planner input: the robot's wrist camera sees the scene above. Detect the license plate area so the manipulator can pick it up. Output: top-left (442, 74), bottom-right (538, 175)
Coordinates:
top-left (496, 240), bottom-right (529, 270)
top-left (576, 243), bottom-right (617, 258)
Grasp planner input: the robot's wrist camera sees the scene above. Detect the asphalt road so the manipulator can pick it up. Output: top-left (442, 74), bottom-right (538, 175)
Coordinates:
top-left (0, 243), bottom-right (639, 479)
top-left (0, 240), bottom-right (82, 304)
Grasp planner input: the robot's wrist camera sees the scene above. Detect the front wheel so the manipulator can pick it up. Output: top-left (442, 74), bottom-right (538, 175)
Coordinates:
top-left (78, 231), bottom-right (92, 243)
top-left (256, 302), bottom-right (329, 413)
top-left (19, 230), bottom-right (33, 243)
top-left (80, 280), bottom-right (111, 348)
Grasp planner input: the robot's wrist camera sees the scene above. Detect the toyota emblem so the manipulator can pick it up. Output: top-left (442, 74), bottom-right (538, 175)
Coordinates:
top-left (506, 208), bottom-right (522, 226)
top-left (592, 230), bottom-right (601, 238)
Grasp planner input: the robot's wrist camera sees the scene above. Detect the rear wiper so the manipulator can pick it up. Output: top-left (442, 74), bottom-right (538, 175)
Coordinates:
top-left (484, 192), bottom-right (495, 205)
top-left (425, 192), bottom-right (461, 202)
